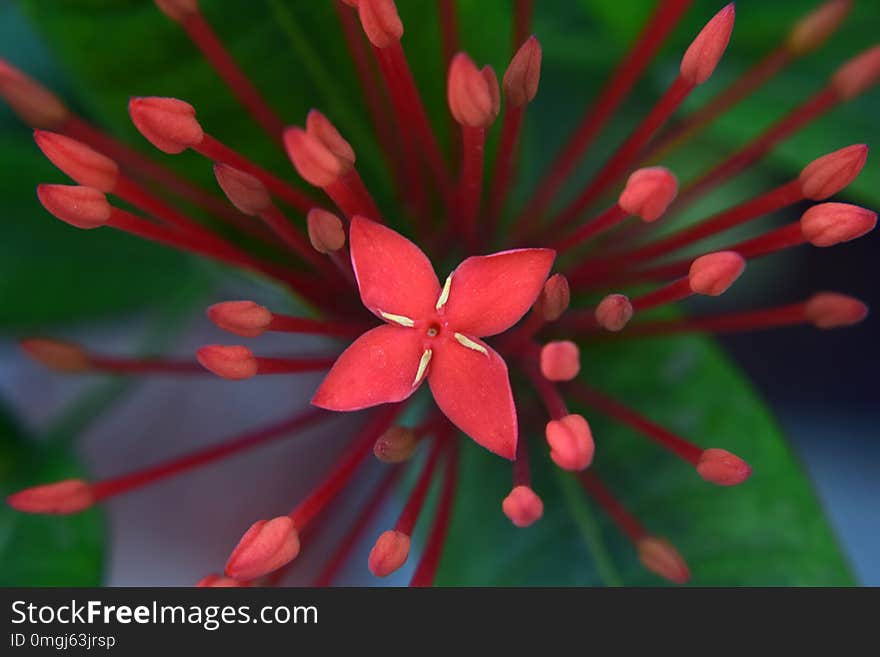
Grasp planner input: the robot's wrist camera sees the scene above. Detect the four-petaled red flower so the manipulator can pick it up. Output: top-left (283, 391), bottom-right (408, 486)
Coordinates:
top-left (312, 217), bottom-right (555, 459)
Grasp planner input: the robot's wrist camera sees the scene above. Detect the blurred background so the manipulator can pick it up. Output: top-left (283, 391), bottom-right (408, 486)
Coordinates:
top-left (0, 0), bottom-right (877, 586)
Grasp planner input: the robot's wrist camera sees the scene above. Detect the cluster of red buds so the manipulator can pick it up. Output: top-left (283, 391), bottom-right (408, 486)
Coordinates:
top-left (2, 0), bottom-right (877, 585)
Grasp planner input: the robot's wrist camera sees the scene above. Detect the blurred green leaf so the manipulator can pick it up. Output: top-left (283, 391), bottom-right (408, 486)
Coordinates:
top-left (0, 404), bottom-right (104, 586)
top-left (437, 335), bottom-right (854, 586)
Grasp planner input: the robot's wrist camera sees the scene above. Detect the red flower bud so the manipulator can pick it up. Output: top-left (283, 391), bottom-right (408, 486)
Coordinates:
top-left (540, 341), bottom-right (581, 382)
top-left (207, 301), bottom-right (273, 338)
top-left (545, 414), bottom-right (594, 472)
top-left (618, 167), bottom-right (678, 222)
top-left (448, 53), bottom-right (500, 128)
top-left (502, 485), bottom-right (544, 528)
top-left (696, 448), bottom-right (752, 486)
top-left (373, 425), bottom-right (418, 463)
top-left (34, 131), bottom-right (119, 192)
top-left (37, 184), bottom-right (112, 230)
top-left (831, 45), bottom-right (880, 100)
top-left (20, 338), bottom-right (91, 372)
top-left (0, 59), bottom-right (69, 129)
top-left (680, 3), bottom-right (736, 85)
top-left (503, 36), bottom-right (542, 107)
top-left (688, 251), bottom-right (745, 296)
top-left (307, 208), bottom-right (346, 253)
top-left (537, 274), bottom-right (570, 322)
top-left (358, 0), bottom-right (403, 48)
top-left (637, 537), bottom-right (690, 584)
top-left (213, 163), bottom-right (271, 216)
top-left (153, 0), bottom-right (199, 22)
top-left (800, 202), bottom-right (876, 247)
top-left (128, 97), bottom-right (204, 154)
top-left (7, 479), bottom-right (95, 515)
top-left (595, 294), bottom-right (633, 332)
top-left (368, 529), bottom-right (410, 577)
top-left (196, 345), bottom-right (259, 380)
top-left (799, 144), bottom-right (868, 200)
top-left (805, 292), bottom-right (868, 329)
top-left (196, 574), bottom-right (245, 588)
top-left (225, 516), bottom-right (300, 581)
top-left (788, 0), bottom-right (852, 55)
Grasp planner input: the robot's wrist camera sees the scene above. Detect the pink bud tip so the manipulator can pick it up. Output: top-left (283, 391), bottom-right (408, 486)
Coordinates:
top-left (788, 0), bottom-right (851, 55)
top-left (196, 574), bottom-right (245, 588)
top-left (503, 36), bottom-right (542, 107)
top-left (196, 345), bottom-right (259, 380)
top-left (800, 202), bottom-right (876, 247)
top-left (34, 131), bottom-right (119, 192)
top-left (368, 529), bottom-right (411, 577)
top-left (373, 425), bottom-right (418, 463)
top-left (358, 0), bottom-right (403, 48)
top-left (799, 144), bottom-right (868, 200)
top-left (680, 3), bottom-right (736, 85)
top-left (538, 273), bottom-right (571, 322)
top-left (688, 251), bottom-right (745, 296)
top-left (0, 59), bottom-right (69, 128)
top-left (128, 97), bottom-right (204, 154)
top-left (307, 208), bottom-right (346, 253)
top-left (540, 341), bottom-right (581, 382)
top-left (545, 414), bottom-right (595, 472)
top-left (213, 163), bottom-right (271, 216)
top-left (618, 167), bottom-right (678, 222)
top-left (502, 485), bottom-right (544, 528)
top-left (447, 53), bottom-right (501, 128)
top-left (154, 0), bottom-right (199, 22)
top-left (225, 516), bottom-right (300, 581)
top-left (832, 45), bottom-right (880, 100)
top-left (207, 301), bottom-right (273, 338)
top-left (284, 112), bottom-right (355, 188)
top-left (7, 479), bottom-right (94, 515)
top-left (637, 537), bottom-right (690, 585)
top-left (595, 294), bottom-right (633, 332)
top-left (805, 292), bottom-right (868, 329)
top-left (36, 184), bottom-right (111, 230)
top-left (696, 448), bottom-right (752, 486)
top-left (20, 338), bottom-right (91, 372)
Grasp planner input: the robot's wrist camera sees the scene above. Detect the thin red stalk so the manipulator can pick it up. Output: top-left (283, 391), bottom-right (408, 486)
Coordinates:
top-left (629, 277), bottom-right (692, 313)
top-left (375, 43), bottom-right (451, 198)
top-left (267, 314), bottom-right (368, 338)
top-left (325, 170), bottom-right (384, 223)
top-left (630, 223), bottom-right (805, 284)
top-left (62, 117), bottom-right (262, 235)
top-left (195, 134), bottom-right (319, 212)
top-left (181, 13), bottom-right (285, 141)
top-left (611, 302), bottom-right (809, 337)
top-left (578, 471), bottom-right (646, 542)
top-left (92, 409), bottom-right (326, 500)
top-left (554, 204), bottom-right (629, 253)
top-left (570, 179), bottom-right (803, 286)
top-left (525, 358), bottom-right (568, 420)
top-left (106, 207), bottom-right (330, 303)
top-left (487, 105), bottom-right (524, 234)
top-left (513, 0), bottom-right (534, 50)
top-left (676, 87), bottom-right (838, 208)
top-left (289, 405), bottom-right (402, 530)
top-left (409, 438), bottom-right (459, 587)
top-left (87, 356), bottom-right (203, 375)
top-left (395, 439), bottom-right (445, 536)
top-left (571, 382), bottom-right (702, 464)
top-left (516, 0), bottom-right (692, 227)
top-left (458, 125), bottom-right (486, 246)
top-left (253, 356), bottom-right (336, 375)
top-left (549, 76), bottom-right (695, 233)
top-left (437, 0), bottom-right (459, 70)
top-left (513, 427), bottom-right (532, 488)
top-left (642, 48), bottom-right (791, 164)
top-left (313, 466), bottom-right (403, 586)
top-left (334, 1), bottom-right (405, 187)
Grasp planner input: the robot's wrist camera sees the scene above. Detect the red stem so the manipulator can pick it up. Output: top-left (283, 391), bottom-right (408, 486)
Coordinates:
top-left (325, 170), bottom-right (384, 223)
top-left (613, 301), bottom-right (809, 337)
top-left (570, 382), bottom-right (702, 464)
top-left (630, 277), bottom-right (693, 313)
top-left (487, 105), bottom-right (524, 235)
top-left (92, 409), bottom-right (326, 500)
top-left (516, 0), bottom-right (692, 228)
top-left (313, 466), bottom-right (403, 586)
top-left (554, 204), bottom-right (629, 253)
top-left (410, 439), bottom-right (459, 587)
top-left (578, 471), bottom-right (646, 542)
top-left (513, 0), bottom-right (534, 50)
top-left (549, 76), bottom-right (695, 233)
top-left (267, 314), bottom-right (368, 338)
top-left (676, 87), bottom-right (838, 209)
top-left (182, 13), bottom-right (285, 141)
top-left (253, 356), bottom-right (336, 375)
top-left (88, 356), bottom-right (204, 375)
top-left (259, 204), bottom-right (339, 276)
top-left (395, 439), bottom-right (445, 535)
top-left (458, 125), bottom-right (486, 247)
top-left (513, 429), bottom-right (532, 488)
top-left (289, 405), bottom-right (401, 530)
top-left (642, 48), bottom-right (792, 163)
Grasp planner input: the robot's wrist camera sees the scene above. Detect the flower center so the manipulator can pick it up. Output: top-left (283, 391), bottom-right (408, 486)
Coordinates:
top-left (426, 323), bottom-right (441, 338)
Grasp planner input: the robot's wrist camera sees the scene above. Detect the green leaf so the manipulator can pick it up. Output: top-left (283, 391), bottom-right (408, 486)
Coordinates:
top-left (0, 404), bottom-right (105, 586)
top-left (437, 335), bottom-right (855, 586)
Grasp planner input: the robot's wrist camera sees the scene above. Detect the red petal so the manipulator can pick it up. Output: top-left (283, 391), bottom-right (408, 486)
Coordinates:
top-left (428, 337), bottom-right (517, 459)
top-left (443, 249), bottom-right (555, 337)
top-left (312, 325), bottom-right (424, 411)
top-left (350, 217), bottom-right (440, 321)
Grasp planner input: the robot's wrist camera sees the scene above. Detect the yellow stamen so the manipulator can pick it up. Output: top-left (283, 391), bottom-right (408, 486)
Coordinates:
top-left (379, 310), bottom-right (415, 327)
top-left (436, 274), bottom-right (453, 310)
top-left (414, 349), bottom-right (432, 386)
top-left (453, 333), bottom-right (488, 355)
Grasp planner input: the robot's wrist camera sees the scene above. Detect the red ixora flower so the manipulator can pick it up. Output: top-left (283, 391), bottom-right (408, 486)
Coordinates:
top-left (313, 216), bottom-right (554, 459)
top-left (2, 0), bottom-right (878, 587)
